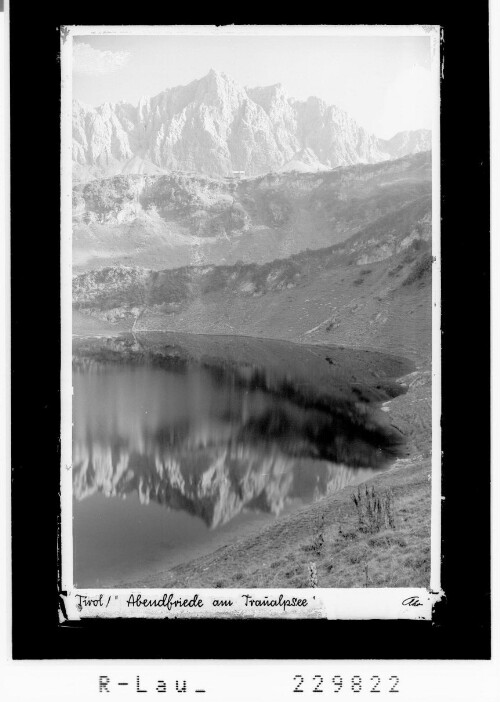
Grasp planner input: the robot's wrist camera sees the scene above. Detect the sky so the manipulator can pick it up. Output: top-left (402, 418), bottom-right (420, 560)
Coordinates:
top-left (72, 32), bottom-right (434, 139)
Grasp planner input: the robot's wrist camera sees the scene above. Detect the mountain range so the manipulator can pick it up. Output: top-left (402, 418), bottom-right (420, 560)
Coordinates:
top-left (73, 69), bottom-right (431, 180)
top-left (73, 439), bottom-right (381, 529)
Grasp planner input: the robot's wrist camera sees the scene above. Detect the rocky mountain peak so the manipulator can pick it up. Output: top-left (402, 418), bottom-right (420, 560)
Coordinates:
top-left (72, 71), bottom-right (431, 181)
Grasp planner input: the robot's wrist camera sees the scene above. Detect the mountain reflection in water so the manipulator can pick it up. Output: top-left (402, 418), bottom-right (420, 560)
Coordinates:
top-left (72, 334), bottom-right (407, 586)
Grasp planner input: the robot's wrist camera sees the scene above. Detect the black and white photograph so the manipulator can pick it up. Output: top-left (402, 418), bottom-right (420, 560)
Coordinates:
top-left (59, 26), bottom-right (442, 618)
top-left (4, 4), bottom-right (496, 696)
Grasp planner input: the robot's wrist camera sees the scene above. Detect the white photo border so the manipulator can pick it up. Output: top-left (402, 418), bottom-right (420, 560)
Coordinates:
top-left (59, 24), bottom-right (443, 621)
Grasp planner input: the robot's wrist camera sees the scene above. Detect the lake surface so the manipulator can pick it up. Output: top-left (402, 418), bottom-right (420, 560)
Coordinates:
top-left (72, 333), bottom-right (408, 587)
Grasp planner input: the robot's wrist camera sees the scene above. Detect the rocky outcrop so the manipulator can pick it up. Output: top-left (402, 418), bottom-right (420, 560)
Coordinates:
top-left (72, 191), bottom-right (432, 319)
top-left (72, 152), bottom-right (432, 273)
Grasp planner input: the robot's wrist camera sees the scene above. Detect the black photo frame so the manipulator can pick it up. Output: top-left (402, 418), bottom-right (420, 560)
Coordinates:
top-left (10, 2), bottom-right (490, 660)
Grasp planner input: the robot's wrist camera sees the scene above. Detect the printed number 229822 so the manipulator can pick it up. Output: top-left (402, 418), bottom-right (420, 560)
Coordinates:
top-left (293, 675), bottom-right (400, 694)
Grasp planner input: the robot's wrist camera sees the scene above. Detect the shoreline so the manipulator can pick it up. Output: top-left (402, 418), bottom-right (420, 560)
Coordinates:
top-left (71, 312), bottom-right (432, 590)
top-left (112, 359), bottom-right (432, 590)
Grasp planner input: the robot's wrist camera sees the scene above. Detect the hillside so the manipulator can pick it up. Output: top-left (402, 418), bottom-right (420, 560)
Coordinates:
top-left (73, 151), bottom-right (431, 273)
top-left (73, 70), bottom-right (431, 181)
top-left (73, 190), bottom-right (432, 360)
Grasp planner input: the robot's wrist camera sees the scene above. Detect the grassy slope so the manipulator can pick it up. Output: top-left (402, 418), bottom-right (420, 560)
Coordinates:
top-left (115, 268), bottom-right (432, 589)
top-left (72, 310), bottom-right (130, 336)
top-left (103, 243), bottom-right (432, 363)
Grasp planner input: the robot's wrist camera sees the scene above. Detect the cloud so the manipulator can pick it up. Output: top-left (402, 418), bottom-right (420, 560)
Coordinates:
top-left (73, 42), bottom-right (130, 76)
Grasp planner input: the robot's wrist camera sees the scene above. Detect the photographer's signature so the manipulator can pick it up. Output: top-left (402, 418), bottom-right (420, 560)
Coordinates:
top-left (402, 596), bottom-right (423, 607)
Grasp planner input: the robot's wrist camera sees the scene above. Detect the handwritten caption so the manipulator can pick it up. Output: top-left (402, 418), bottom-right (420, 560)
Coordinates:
top-left (75, 591), bottom-right (309, 615)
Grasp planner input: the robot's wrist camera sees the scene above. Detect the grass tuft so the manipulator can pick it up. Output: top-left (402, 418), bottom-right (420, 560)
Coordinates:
top-left (308, 562), bottom-right (318, 588)
top-left (351, 485), bottom-right (396, 534)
